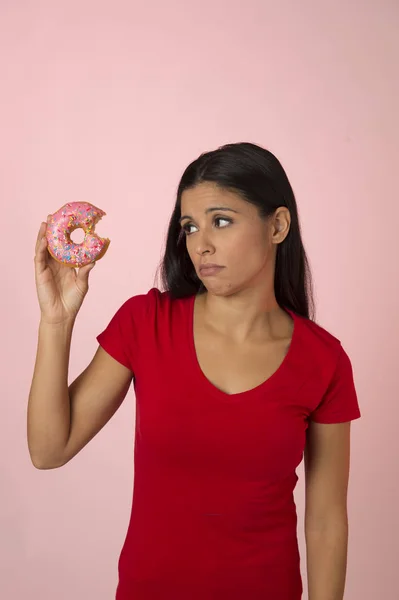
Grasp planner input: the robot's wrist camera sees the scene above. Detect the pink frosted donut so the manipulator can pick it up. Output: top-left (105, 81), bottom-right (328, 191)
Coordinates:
top-left (46, 202), bottom-right (110, 268)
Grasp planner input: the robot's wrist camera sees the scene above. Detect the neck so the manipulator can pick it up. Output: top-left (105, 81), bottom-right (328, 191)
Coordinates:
top-left (198, 287), bottom-right (288, 343)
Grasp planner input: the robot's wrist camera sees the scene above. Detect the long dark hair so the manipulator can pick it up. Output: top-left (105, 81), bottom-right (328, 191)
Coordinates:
top-left (157, 142), bottom-right (315, 321)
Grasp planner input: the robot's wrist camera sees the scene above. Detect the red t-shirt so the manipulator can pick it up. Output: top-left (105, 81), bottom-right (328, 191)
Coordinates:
top-left (97, 288), bottom-right (361, 600)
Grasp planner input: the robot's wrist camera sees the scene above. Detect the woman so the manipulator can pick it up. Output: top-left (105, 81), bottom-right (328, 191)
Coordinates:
top-left (28, 142), bottom-right (361, 600)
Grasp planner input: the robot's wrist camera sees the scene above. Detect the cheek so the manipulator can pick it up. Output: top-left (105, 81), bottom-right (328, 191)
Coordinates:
top-left (185, 237), bottom-right (196, 261)
top-left (228, 229), bottom-right (269, 265)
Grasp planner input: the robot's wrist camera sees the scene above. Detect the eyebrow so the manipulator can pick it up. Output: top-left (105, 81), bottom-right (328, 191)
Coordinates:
top-left (179, 206), bottom-right (239, 223)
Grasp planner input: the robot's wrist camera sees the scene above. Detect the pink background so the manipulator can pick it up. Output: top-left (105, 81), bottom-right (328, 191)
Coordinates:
top-left (1, 1), bottom-right (398, 598)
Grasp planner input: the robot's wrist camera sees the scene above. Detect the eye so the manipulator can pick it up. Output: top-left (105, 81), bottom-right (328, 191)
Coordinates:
top-left (214, 216), bottom-right (231, 228)
top-left (180, 215), bottom-right (232, 236)
top-left (181, 222), bottom-right (198, 236)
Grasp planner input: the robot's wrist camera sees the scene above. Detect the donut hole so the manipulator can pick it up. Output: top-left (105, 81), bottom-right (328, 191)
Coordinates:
top-left (70, 228), bottom-right (85, 244)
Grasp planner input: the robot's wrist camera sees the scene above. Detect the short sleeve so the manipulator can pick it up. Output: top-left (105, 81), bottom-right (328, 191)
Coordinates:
top-left (96, 288), bottom-right (160, 373)
top-left (96, 298), bottom-right (138, 372)
top-left (310, 345), bottom-right (361, 424)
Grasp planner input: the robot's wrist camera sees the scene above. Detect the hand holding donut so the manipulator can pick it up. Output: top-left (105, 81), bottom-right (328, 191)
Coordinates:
top-left (34, 202), bottom-right (110, 325)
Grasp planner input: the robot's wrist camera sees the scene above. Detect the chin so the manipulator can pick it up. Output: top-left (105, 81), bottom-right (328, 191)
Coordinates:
top-left (201, 280), bottom-right (238, 297)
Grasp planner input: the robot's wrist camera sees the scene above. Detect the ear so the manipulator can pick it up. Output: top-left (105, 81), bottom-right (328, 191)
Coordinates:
top-left (272, 207), bottom-right (291, 243)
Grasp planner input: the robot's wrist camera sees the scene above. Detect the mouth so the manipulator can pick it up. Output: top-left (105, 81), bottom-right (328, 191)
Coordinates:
top-left (199, 264), bottom-right (225, 276)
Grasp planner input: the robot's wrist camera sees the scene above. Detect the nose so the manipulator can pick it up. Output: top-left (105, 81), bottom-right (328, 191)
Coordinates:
top-left (194, 230), bottom-right (215, 256)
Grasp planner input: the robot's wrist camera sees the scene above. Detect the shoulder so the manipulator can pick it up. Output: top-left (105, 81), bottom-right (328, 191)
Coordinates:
top-left (98, 288), bottom-right (193, 372)
top-left (293, 311), bottom-right (353, 376)
top-left (293, 314), bottom-right (361, 423)
top-left (119, 287), bottom-right (191, 323)
top-left (296, 312), bottom-right (341, 349)
top-left (121, 287), bottom-right (165, 313)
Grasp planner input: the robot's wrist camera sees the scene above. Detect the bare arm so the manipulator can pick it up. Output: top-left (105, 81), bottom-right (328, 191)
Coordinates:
top-left (28, 220), bottom-right (132, 469)
top-left (27, 318), bottom-right (132, 469)
top-left (304, 421), bottom-right (352, 600)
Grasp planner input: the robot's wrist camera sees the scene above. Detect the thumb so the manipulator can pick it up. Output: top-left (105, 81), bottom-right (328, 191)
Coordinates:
top-left (76, 261), bottom-right (96, 285)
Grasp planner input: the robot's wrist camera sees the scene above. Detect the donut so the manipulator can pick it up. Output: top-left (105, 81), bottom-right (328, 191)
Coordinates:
top-left (46, 202), bottom-right (110, 267)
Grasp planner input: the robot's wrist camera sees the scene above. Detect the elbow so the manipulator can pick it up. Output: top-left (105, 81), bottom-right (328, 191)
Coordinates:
top-left (31, 459), bottom-right (62, 470)
top-left (27, 435), bottom-right (70, 469)
top-left (305, 510), bottom-right (348, 537)
top-left (29, 450), bottom-right (67, 470)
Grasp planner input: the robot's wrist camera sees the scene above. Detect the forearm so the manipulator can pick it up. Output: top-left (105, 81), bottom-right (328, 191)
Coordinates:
top-left (305, 518), bottom-right (348, 600)
top-left (27, 318), bottom-right (75, 468)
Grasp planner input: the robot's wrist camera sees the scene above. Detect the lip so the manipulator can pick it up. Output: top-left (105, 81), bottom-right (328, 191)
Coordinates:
top-left (199, 264), bottom-right (225, 276)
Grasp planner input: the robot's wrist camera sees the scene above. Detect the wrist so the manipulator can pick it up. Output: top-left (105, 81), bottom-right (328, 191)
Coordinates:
top-left (39, 316), bottom-right (76, 333)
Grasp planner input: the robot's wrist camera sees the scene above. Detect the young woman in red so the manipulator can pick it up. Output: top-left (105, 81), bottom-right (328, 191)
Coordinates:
top-left (29, 142), bottom-right (361, 599)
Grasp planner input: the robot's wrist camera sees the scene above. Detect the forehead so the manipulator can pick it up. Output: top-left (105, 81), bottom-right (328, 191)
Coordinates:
top-left (181, 182), bottom-right (246, 213)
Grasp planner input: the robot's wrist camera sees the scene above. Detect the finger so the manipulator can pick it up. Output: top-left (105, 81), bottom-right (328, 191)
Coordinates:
top-left (76, 262), bottom-right (96, 285)
top-left (36, 221), bottom-right (47, 242)
top-left (34, 236), bottom-right (49, 275)
top-left (35, 222), bottom-right (47, 253)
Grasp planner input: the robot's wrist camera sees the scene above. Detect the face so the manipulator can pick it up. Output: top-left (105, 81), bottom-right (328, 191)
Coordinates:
top-left (179, 182), bottom-right (290, 297)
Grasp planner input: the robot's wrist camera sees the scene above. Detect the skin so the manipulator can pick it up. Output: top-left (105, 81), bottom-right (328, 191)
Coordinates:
top-left (180, 181), bottom-right (294, 396)
top-left (29, 185), bottom-right (352, 598)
